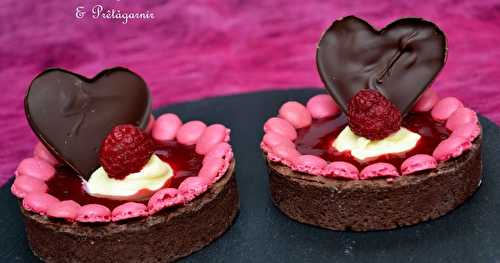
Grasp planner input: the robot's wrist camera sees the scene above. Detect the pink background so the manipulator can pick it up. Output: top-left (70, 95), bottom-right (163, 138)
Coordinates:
top-left (1, 0), bottom-right (499, 185)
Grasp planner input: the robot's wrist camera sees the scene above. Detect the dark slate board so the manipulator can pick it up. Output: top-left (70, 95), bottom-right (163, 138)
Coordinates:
top-left (1, 89), bottom-right (499, 263)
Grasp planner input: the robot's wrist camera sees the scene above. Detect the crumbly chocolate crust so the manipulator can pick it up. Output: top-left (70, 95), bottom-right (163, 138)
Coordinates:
top-left (268, 137), bottom-right (482, 231)
top-left (21, 161), bottom-right (238, 263)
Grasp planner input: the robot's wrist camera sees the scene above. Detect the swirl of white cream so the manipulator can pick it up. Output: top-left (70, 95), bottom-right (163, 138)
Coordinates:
top-left (85, 154), bottom-right (173, 200)
top-left (333, 126), bottom-right (421, 161)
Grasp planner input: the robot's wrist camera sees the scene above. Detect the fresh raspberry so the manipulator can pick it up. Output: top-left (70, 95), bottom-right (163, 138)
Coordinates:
top-left (347, 89), bottom-right (401, 140)
top-left (99, 124), bottom-right (154, 179)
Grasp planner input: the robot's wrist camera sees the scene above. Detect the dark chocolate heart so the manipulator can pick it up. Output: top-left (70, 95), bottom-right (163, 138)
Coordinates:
top-left (316, 16), bottom-right (446, 115)
top-left (25, 67), bottom-right (151, 179)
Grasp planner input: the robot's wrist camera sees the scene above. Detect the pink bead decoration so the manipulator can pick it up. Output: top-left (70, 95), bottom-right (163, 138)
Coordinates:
top-left (203, 142), bottom-right (233, 163)
top-left (176, 120), bottom-right (207, 145)
top-left (178, 176), bottom-right (210, 202)
top-left (148, 188), bottom-right (185, 214)
top-left (432, 136), bottom-right (472, 162)
top-left (152, 113), bottom-right (182, 141)
top-left (359, 163), bottom-right (399, 179)
top-left (11, 175), bottom-right (48, 198)
top-left (268, 145), bottom-right (301, 164)
top-left (445, 107), bottom-right (478, 131)
top-left (431, 97), bottom-right (463, 121)
top-left (47, 200), bottom-right (81, 221)
top-left (263, 117), bottom-right (297, 141)
top-left (195, 124), bottom-right (229, 155)
top-left (292, 155), bottom-right (327, 174)
top-left (412, 89), bottom-right (439, 112)
top-left (306, 94), bottom-right (341, 119)
top-left (261, 132), bottom-right (295, 152)
top-left (22, 193), bottom-right (59, 215)
top-left (450, 122), bottom-right (480, 142)
top-left (322, 161), bottom-right (359, 180)
top-left (199, 157), bottom-right (225, 183)
top-left (112, 202), bottom-right (148, 222)
top-left (278, 101), bottom-right (312, 128)
top-left (16, 157), bottom-right (55, 181)
top-left (401, 154), bottom-right (438, 175)
top-left (76, 204), bottom-right (112, 223)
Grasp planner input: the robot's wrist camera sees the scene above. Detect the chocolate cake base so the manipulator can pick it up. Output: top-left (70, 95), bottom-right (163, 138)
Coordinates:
top-left (268, 137), bottom-right (482, 231)
top-left (21, 161), bottom-right (238, 263)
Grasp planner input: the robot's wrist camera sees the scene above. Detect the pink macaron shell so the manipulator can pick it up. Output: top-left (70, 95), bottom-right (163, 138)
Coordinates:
top-left (412, 89), bottom-right (439, 112)
top-left (203, 142), bottom-right (233, 163)
top-left (11, 175), bottom-right (48, 198)
top-left (359, 163), bottom-right (400, 180)
top-left (261, 132), bottom-right (295, 152)
top-left (199, 157), bottom-right (225, 183)
top-left (145, 114), bottom-right (155, 134)
top-left (10, 184), bottom-right (23, 198)
top-left (195, 124), bottom-right (230, 155)
top-left (263, 117), bottom-right (297, 141)
top-left (431, 97), bottom-right (464, 121)
top-left (445, 107), bottom-right (478, 131)
top-left (450, 122), bottom-right (481, 142)
top-left (322, 161), bottom-right (359, 180)
top-left (401, 154), bottom-right (438, 175)
top-left (432, 136), bottom-right (472, 162)
top-left (268, 144), bottom-right (301, 164)
top-left (22, 193), bottom-right (59, 215)
top-left (176, 120), bottom-right (207, 145)
top-left (291, 155), bottom-right (327, 175)
top-left (76, 204), bottom-right (112, 223)
top-left (16, 157), bottom-right (55, 181)
top-left (112, 202), bottom-right (148, 222)
top-left (152, 113), bottom-right (182, 142)
top-left (202, 154), bottom-right (233, 179)
top-left (306, 94), bottom-right (341, 119)
top-left (47, 200), bottom-right (81, 221)
top-left (33, 142), bottom-right (59, 166)
top-left (178, 176), bottom-right (210, 202)
top-left (259, 142), bottom-right (271, 153)
top-left (278, 101), bottom-right (312, 129)
top-left (147, 188), bottom-right (185, 214)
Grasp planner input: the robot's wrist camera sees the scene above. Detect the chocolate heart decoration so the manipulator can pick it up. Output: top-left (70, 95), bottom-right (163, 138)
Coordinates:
top-left (25, 67), bottom-right (151, 179)
top-left (316, 16), bottom-right (446, 115)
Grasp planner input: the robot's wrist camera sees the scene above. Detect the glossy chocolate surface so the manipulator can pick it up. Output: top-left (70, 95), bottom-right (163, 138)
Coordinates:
top-left (25, 68), bottom-right (151, 179)
top-left (316, 16), bottom-right (446, 115)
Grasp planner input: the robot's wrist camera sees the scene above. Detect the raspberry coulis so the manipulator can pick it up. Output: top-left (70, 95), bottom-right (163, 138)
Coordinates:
top-left (47, 141), bottom-right (203, 209)
top-left (295, 112), bottom-right (449, 170)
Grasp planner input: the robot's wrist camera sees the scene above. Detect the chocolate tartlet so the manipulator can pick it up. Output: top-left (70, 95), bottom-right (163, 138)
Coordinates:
top-left (261, 16), bottom-right (483, 231)
top-left (12, 67), bottom-right (239, 262)
top-left (268, 139), bottom-right (481, 231)
top-left (22, 161), bottom-right (238, 263)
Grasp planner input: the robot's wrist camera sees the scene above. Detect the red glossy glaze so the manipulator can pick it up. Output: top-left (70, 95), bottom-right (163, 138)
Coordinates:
top-left (295, 112), bottom-right (449, 170)
top-left (47, 141), bottom-right (203, 209)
